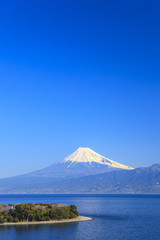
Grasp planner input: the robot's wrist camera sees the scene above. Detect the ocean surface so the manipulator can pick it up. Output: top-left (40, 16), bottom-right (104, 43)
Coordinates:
top-left (0, 194), bottom-right (160, 240)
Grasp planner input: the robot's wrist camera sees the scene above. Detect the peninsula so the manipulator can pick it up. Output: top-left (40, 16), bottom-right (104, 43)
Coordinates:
top-left (0, 203), bottom-right (92, 225)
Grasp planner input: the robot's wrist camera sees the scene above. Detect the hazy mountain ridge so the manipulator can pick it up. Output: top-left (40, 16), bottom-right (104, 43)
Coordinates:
top-left (50, 163), bottom-right (160, 194)
top-left (0, 164), bottom-right (160, 194)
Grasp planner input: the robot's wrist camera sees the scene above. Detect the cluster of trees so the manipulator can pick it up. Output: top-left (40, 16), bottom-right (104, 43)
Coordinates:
top-left (0, 203), bottom-right (79, 223)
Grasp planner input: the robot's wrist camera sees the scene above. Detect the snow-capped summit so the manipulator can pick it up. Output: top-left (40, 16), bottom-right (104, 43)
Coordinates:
top-left (61, 147), bottom-right (133, 170)
top-left (29, 147), bottom-right (133, 179)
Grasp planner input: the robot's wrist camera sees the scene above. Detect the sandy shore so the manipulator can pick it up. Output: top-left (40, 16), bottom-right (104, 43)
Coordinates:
top-left (0, 216), bottom-right (93, 226)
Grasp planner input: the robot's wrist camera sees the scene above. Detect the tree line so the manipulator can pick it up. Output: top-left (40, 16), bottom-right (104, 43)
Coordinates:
top-left (0, 203), bottom-right (79, 223)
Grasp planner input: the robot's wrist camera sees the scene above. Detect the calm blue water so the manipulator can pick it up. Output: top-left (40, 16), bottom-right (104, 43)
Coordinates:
top-left (0, 194), bottom-right (160, 240)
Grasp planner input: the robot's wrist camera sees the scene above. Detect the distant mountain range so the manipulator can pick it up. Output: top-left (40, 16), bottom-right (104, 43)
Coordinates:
top-left (0, 147), bottom-right (159, 194)
top-left (49, 164), bottom-right (160, 194)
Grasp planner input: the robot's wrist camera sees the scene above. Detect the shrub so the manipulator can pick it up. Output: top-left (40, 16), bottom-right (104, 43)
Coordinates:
top-left (70, 205), bottom-right (79, 216)
top-left (0, 217), bottom-right (5, 223)
top-left (7, 216), bottom-right (13, 222)
top-left (13, 218), bottom-right (19, 223)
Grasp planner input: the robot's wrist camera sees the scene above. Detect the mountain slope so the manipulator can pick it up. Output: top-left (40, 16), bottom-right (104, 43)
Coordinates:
top-left (50, 164), bottom-right (160, 194)
top-left (28, 163), bottom-right (160, 193)
top-left (28, 147), bottom-right (133, 179)
top-left (53, 164), bottom-right (160, 194)
top-left (0, 164), bottom-right (159, 194)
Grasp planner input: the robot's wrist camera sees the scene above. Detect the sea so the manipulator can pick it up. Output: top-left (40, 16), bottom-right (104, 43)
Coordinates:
top-left (0, 194), bottom-right (160, 240)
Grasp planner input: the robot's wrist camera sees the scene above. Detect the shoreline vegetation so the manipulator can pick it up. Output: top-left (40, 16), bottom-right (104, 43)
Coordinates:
top-left (0, 203), bottom-right (90, 224)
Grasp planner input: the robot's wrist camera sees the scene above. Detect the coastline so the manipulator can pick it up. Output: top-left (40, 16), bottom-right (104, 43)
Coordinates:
top-left (0, 216), bottom-right (93, 226)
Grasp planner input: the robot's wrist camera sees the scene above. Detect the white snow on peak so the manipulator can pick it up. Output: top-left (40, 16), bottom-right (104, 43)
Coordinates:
top-left (61, 147), bottom-right (133, 170)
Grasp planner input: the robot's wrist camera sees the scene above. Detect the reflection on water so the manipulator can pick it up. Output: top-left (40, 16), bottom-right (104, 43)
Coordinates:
top-left (0, 194), bottom-right (160, 240)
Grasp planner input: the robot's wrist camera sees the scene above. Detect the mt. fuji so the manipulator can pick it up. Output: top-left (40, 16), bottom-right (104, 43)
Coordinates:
top-left (28, 147), bottom-right (133, 179)
top-left (60, 147), bottom-right (133, 169)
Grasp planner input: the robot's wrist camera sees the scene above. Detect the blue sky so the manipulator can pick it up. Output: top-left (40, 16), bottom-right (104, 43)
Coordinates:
top-left (0, 0), bottom-right (160, 177)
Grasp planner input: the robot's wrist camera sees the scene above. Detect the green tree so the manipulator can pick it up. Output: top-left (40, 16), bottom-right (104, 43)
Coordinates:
top-left (70, 205), bottom-right (79, 217)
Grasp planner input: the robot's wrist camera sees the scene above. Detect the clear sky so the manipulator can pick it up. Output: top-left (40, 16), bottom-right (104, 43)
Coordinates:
top-left (0, 0), bottom-right (160, 178)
